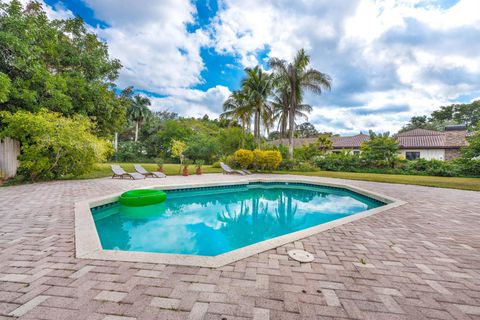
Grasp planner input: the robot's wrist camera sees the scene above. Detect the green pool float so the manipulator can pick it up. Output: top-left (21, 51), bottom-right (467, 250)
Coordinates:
top-left (119, 189), bottom-right (167, 207)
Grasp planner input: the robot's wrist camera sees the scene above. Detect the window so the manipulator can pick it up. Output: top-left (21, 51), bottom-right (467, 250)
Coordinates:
top-left (353, 151), bottom-right (360, 155)
top-left (406, 152), bottom-right (420, 160)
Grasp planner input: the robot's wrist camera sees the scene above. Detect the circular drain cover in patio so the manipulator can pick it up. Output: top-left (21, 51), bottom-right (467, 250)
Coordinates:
top-left (288, 249), bottom-right (314, 263)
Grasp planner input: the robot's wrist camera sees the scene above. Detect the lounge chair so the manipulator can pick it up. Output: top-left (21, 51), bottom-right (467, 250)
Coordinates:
top-left (111, 165), bottom-right (145, 180)
top-left (220, 162), bottom-right (247, 175)
top-left (134, 164), bottom-right (166, 178)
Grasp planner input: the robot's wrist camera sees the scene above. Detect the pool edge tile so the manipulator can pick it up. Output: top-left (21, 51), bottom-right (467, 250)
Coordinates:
top-left (74, 176), bottom-right (407, 268)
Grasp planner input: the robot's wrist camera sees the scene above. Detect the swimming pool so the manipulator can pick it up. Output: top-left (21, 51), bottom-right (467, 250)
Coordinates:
top-left (91, 182), bottom-right (385, 257)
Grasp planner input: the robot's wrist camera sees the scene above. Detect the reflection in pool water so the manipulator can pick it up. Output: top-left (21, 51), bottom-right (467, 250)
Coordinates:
top-left (92, 183), bottom-right (383, 256)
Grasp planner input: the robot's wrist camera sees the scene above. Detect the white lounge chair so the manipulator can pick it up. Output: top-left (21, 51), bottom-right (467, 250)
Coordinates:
top-left (134, 164), bottom-right (166, 178)
top-left (220, 162), bottom-right (247, 175)
top-left (111, 165), bottom-right (145, 180)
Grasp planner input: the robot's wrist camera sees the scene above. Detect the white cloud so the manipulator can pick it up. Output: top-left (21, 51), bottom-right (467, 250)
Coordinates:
top-left (11, 0), bottom-right (480, 133)
top-left (149, 85), bottom-right (231, 118)
top-left (84, 0), bottom-right (210, 92)
top-left (209, 0), bottom-right (480, 133)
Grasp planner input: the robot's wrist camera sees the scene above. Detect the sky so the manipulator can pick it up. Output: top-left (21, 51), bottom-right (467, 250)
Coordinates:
top-left (20, 0), bottom-right (480, 134)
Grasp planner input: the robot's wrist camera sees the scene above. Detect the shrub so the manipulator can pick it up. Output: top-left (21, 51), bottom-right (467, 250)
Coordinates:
top-left (294, 143), bottom-right (321, 162)
top-left (155, 157), bottom-right (164, 167)
top-left (279, 159), bottom-right (296, 170)
top-left (219, 154), bottom-right (236, 168)
top-left (233, 149), bottom-right (254, 169)
top-left (0, 109), bottom-right (112, 181)
top-left (211, 161), bottom-right (221, 168)
top-left (114, 141), bottom-right (147, 162)
top-left (294, 161), bottom-right (318, 172)
top-left (253, 149), bottom-right (267, 170)
top-left (195, 159), bottom-right (204, 168)
top-left (361, 132), bottom-right (399, 167)
top-left (453, 158), bottom-right (480, 177)
top-left (263, 150), bottom-right (282, 171)
top-left (313, 152), bottom-right (362, 172)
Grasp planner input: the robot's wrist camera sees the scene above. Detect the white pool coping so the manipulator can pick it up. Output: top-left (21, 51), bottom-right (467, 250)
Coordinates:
top-left (75, 176), bottom-right (407, 268)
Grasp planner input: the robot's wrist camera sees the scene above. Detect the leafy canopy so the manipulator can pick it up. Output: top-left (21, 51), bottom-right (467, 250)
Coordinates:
top-left (0, 109), bottom-right (112, 181)
top-left (361, 131), bottom-right (399, 167)
top-left (0, 0), bottom-right (128, 136)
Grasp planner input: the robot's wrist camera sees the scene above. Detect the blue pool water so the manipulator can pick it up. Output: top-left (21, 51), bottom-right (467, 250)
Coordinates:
top-left (92, 182), bottom-right (384, 256)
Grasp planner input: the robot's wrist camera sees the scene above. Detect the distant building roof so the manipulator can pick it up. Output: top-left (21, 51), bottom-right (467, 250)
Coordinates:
top-left (268, 134), bottom-right (370, 149)
top-left (268, 127), bottom-right (468, 151)
top-left (397, 128), bottom-right (467, 149)
top-left (331, 134), bottom-right (370, 148)
top-left (396, 128), bottom-right (440, 137)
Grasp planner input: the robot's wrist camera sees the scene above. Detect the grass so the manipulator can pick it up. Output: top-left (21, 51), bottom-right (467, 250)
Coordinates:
top-left (76, 163), bottom-right (222, 179)
top-left (274, 170), bottom-right (480, 191)
top-left (77, 163), bottom-right (480, 191)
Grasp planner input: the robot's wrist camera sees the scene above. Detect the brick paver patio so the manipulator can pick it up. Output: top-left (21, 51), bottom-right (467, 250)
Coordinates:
top-left (0, 174), bottom-right (479, 320)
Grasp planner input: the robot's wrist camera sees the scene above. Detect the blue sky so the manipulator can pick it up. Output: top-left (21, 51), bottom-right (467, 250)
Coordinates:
top-left (31, 0), bottom-right (480, 134)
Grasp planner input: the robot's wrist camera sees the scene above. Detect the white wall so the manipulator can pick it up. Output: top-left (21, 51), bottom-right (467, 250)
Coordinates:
top-left (400, 149), bottom-right (445, 161)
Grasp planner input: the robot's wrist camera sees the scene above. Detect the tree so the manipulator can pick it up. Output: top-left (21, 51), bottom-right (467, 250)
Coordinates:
top-left (271, 89), bottom-right (290, 138)
top-left (241, 66), bottom-right (273, 146)
top-left (0, 72), bottom-right (10, 103)
top-left (461, 124), bottom-right (480, 160)
top-left (127, 95), bottom-right (151, 142)
top-left (221, 90), bottom-right (252, 147)
top-left (269, 49), bottom-right (332, 159)
top-left (399, 115), bottom-right (448, 132)
top-left (171, 139), bottom-right (186, 162)
top-left (0, 109), bottom-right (111, 181)
top-left (361, 131), bottom-right (399, 167)
top-left (316, 133), bottom-right (333, 154)
top-left (295, 122), bottom-right (318, 138)
top-left (431, 101), bottom-right (480, 129)
top-left (0, 1), bottom-right (128, 137)
top-left (400, 100), bottom-right (480, 132)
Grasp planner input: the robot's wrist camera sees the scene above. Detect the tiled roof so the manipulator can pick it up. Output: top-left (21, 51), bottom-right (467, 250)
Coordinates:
top-left (268, 134), bottom-right (369, 149)
top-left (397, 129), bottom-right (467, 149)
top-left (268, 128), bottom-right (468, 150)
top-left (396, 129), bottom-right (441, 137)
top-left (332, 134), bottom-right (370, 148)
top-left (397, 135), bottom-right (446, 148)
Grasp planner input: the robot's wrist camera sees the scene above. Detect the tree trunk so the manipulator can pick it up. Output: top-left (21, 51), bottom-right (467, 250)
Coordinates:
top-left (134, 121), bottom-right (139, 142)
top-left (289, 88), bottom-right (296, 160)
top-left (254, 107), bottom-right (261, 148)
top-left (241, 118), bottom-right (245, 148)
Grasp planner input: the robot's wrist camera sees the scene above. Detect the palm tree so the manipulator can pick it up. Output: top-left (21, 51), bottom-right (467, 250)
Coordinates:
top-left (271, 88), bottom-right (313, 139)
top-left (127, 95), bottom-right (151, 142)
top-left (316, 133), bottom-right (333, 154)
top-left (241, 66), bottom-right (273, 146)
top-left (269, 49), bottom-right (332, 159)
top-left (271, 90), bottom-right (289, 139)
top-left (221, 90), bottom-right (252, 147)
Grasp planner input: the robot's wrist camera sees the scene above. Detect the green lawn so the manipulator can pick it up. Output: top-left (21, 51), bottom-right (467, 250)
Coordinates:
top-left (76, 163), bottom-right (222, 179)
top-left (78, 163), bottom-right (480, 191)
top-left (274, 170), bottom-right (480, 191)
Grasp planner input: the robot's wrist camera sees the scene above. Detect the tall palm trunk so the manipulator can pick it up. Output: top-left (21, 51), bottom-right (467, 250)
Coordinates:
top-left (254, 105), bottom-right (261, 147)
top-left (241, 117), bottom-right (246, 148)
top-left (134, 121), bottom-right (139, 142)
top-left (289, 82), bottom-right (297, 160)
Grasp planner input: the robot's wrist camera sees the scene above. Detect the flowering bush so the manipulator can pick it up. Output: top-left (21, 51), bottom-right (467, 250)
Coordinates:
top-left (233, 149), bottom-right (254, 169)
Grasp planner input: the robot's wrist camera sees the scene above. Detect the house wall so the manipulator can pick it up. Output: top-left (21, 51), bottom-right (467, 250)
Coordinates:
top-left (400, 149), bottom-right (445, 160)
top-left (445, 149), bottom-right (462, 161)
